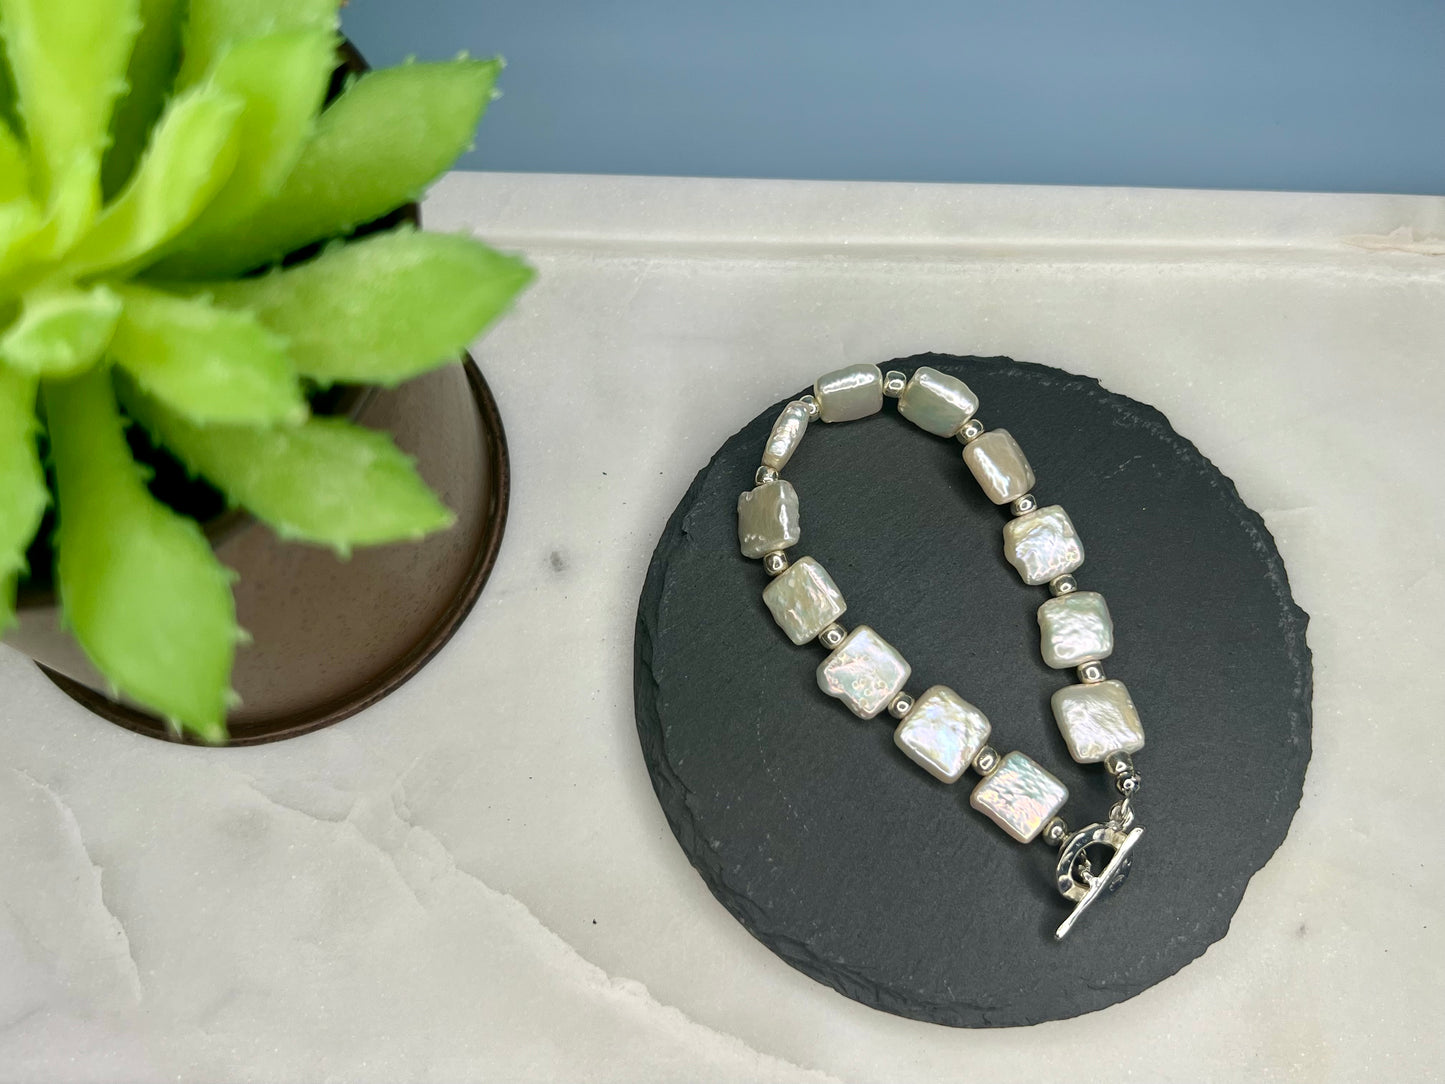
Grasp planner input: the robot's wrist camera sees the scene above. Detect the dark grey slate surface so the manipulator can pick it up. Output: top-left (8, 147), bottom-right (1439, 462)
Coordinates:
top-left (635, 354), bottom-right (1312, 1027)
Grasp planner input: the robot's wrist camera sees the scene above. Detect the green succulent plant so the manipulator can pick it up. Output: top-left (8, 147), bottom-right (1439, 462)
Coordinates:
top-left (0, 0), bottom-right (532, 741)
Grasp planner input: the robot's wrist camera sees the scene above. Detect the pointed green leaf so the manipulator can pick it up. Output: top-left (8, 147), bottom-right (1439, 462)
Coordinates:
top-left (102, 0), bottom-right (185, 199)
top-left (0, 115), bottom-right (29, 202)
top-left (1, 157), bottom-right (97, 269)
top-left (162, 29), bottom-right (336, 253)
top-left (0, 197), bottom-right (42, 285)
top-left (45, 368), bottom-right (236, 740)
top-left (176, 0), bottom-right (338, 88)
top-left (0, 285), bottom-right (120, 376)
top-left (109, 284), bottom-right (305, 425)
top-left (191, 229), bottom-right (531, 387)
top-left (124, 388), bottom-right (453, 554)
top-left (0, 572), bottom-right (15, 632)
top-left (155, 59), bottom-right (500, 278)
top-left (0, 0), bottom-right (140, 206)
top-left (65, 84), bottom-right (244, 278)
top-left (0, 119), bottom-right (39, 277)
top-left (0, 365), bottom-right (47, 631)
top-left (0, 28), bottom-right (18, 135)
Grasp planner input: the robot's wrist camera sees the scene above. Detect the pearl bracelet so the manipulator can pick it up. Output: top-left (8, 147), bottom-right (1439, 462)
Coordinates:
top-left (737, 362), bottom-right (1146, 940)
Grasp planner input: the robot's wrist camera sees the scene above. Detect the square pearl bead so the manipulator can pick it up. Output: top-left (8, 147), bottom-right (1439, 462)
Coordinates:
top-left (897, 367), bottom-right (979, 437)
top-left (762, 557), bottom-right (846, 645)
top-left (816, 625), bottom-right (910, 719)
top-left (1051, 679), bottom-right (1145, 763)
top-left (737, 480), bottom-right (800, 558)
top-left (969, 751), bottom-right (1069, 843)
top-left (762, 401), bottom-right (809, 470)
top-left (894, 685), bottom-right (992, 783)
top-left (1037, 591), bottom-right (1114, 668)
top-left (962, 429), bottom-right (1035, 504)
top-left (814, 364), bottom-right (883, 423)
top-left (1002, 505), bottom-right (1084, 585)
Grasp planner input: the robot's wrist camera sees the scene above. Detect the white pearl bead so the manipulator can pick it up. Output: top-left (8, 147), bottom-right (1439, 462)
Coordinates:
top-left (813, 364), bottom-right (884, 423)
top-left (1037, 591), bottom-right (1114, 668)
top-left (897, 366), bottom-right (979, 437)
top-left (816, 625), bottom-right (910, 719)
top-left (969, 751), bottom-right (1069, 843)
top-left (893, 685), bottom-right (992, 783)
top-left (962, 429), bottom-right (1036, 504)
top-left (762, 556), bottom-right (846, 645)
top-left (1051, 679), bottom-right (1145, 764)
top-left (761, 401), bottom-right (810, 470)
top-left (736, 480), bottom-right (800, 559)
top-left (1002, 504), bottom-right (1084, 585)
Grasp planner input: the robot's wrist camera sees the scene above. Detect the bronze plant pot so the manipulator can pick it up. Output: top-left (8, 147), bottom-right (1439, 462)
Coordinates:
top-left (6, 357), bottom-right (508, 745)
top-left (2, 41), bottom-right (510, 744)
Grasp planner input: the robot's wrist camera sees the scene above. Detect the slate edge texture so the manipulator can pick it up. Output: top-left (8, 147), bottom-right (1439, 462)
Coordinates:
top-left (633, 353), bottom-right (1314, 1027)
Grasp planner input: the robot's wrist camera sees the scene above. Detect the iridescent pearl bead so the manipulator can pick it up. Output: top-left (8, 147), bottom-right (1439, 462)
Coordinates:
top-left (816, 625), bottom-right (910, 719)
top-left (737, 480), bottom-right (800, 559)
top-left (813, 364), bottom-right (884, 423)
top-left (893, 685), bottom-right (992, 783)
top-left (1051, 679), bottom-right (1145, 763)
top-left (762, 556), bottom-right (846, 645)
top-left (762, 401), bottom-right (810, 471)
top-left (1037, 591), bottom-right (1114, 668)
top-left (897, 366), bottom-right (979, 437)
top-left (1002, 505), bottom-right (1084, 585)
top-left (962, 429), bottom-right (1035, 504)
top-left (969, 751), bottom-right (1069, 843)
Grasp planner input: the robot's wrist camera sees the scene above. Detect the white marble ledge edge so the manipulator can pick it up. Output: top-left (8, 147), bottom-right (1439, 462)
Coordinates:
top-left (427, 171), bottom-right (1445, 266)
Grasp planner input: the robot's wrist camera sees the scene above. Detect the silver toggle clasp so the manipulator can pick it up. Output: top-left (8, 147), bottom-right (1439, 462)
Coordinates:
top-left (1053, 802), bottom-right (1144, 941)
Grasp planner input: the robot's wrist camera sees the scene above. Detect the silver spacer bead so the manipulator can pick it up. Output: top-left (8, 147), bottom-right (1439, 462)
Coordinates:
top-left (798, 394), bottom-right (820, 420)
top-left (957, 417), bottom-right (986, 443)
top-left (1104, 750), bottom-right (1134, 776)
top-left (1049, 574), bottom-right (1077, 597)
top-left (818, 623), bottom-right (847, 650)
top-left (882, 370), bottom-right (908, 398)
top-left (1041, 816), bottom-right (1070, 847)
top-left (971, 745), bottom-right (1001, 775)
top-left (762, 551), bottom-right (790, 576)
top-left (887, 691), bottom-right (914, 719)
top-left (755, 465), bottom-right (779, 486)
top-left (1077, 660), bottom-right (1106, 684)
top-left (1105, 751), bottom-right (1141, 796)
top-left (1010, 493), bottom-right (1038, 517)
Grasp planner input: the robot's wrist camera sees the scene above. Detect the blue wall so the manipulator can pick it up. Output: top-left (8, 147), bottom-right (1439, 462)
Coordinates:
top-left (341, 0), bottom-right (1445, 195)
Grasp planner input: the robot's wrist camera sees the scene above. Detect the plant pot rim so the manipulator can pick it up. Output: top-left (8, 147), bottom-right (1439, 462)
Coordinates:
top-left (37, 353), bottom-right (510, 745)
top-left (14, 381), bottom-right (381, 612)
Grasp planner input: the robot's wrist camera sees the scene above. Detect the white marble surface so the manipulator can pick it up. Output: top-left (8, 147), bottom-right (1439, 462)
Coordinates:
top-left (2, 171), bottom-right (1444, 1082)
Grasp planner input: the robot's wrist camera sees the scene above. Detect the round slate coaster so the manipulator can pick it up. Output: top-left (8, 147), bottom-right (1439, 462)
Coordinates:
top-left (634, 354), bottom-right (1311, 1027)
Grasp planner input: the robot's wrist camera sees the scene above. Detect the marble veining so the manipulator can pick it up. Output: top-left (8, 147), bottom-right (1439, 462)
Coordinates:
top-left (0, 169), bottom-right (1424, 1082)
